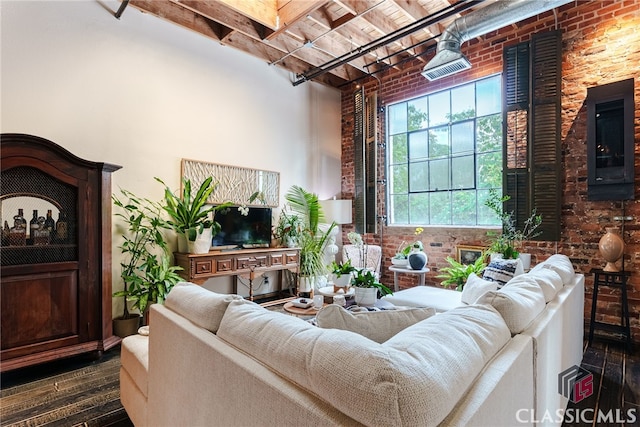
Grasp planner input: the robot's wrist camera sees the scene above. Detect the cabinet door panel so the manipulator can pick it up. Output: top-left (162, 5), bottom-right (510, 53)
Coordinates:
top-left (1, 270), bottom-right (78, 350)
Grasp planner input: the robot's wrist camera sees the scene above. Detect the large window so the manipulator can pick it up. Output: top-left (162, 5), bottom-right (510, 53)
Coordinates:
top-left (387, 75), bottom-right (502, 226)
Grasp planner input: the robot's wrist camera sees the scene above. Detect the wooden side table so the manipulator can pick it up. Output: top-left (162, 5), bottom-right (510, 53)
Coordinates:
top-left (588, 268), bottom-right (631, 350)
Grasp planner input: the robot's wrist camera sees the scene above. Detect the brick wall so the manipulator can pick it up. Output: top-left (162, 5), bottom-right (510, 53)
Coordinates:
top-left (339, 1), bottom-right (640, 342)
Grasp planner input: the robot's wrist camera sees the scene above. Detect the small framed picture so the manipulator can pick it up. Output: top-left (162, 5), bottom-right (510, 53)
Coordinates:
top-left (456, 245), bottom-right (485, 265)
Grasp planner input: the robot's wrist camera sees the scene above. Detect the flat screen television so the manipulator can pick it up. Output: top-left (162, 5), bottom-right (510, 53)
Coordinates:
top-left (212, 206), bottom-right (272, 249)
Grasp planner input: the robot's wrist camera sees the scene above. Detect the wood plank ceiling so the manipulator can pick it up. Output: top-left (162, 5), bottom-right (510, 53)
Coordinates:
top-left (119, 0), bottom-right (493, 89)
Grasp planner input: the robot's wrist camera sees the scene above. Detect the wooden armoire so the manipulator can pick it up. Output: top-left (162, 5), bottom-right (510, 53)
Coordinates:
top-left (1, 133), bottom-right (121, 372)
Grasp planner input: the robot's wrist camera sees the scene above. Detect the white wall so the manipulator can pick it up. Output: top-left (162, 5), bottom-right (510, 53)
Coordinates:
top-left (1, 0), bottom-right (342, 314)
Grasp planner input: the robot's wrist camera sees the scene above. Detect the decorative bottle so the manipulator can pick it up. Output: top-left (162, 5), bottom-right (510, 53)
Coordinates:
top-left (29, 209), bottom-right (39, 245)
top-left (55, 211), bottom-right (68, 242)
top-left (9, 210), bottom-right (26, 246)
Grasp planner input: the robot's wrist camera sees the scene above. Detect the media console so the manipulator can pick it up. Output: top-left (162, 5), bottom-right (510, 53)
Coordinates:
top-left (174, 247), bottom-right (300, 301)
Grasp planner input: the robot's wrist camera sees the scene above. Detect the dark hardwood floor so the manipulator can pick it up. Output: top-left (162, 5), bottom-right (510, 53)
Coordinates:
top-left (1, 337), bottom-right (638, 427)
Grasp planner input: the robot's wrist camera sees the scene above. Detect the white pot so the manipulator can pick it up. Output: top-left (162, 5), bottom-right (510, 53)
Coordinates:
top-left (177, 232), bottom-right (188, 253)
top-left (187, 227), bottom-right (213, 254)
top-left (332, 273), bottom-right (352, 287)
top-left (518, 253), bottom-right (532, 270)
top-left (354, 287), bottom-right (377, 306)
top-left (298, 276), bottom-right (314, 293)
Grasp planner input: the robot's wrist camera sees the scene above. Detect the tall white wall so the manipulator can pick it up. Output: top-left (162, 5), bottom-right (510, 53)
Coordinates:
top-left (1, 1), bottom-right (342, 313)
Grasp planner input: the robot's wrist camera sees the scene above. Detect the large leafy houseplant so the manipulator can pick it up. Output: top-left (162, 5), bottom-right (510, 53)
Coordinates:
top-left (284, 185), bottom-right (336, 279)
top-left (436, 256), bottom-right (486, 291)
top-left (156, 176), bottom-right (231, 242)
top-left (112, 189), bottom-right (183, 324)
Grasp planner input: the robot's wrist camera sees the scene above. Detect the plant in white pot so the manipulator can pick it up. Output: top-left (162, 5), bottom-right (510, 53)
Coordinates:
top-left (330, 259), bottom-right (356, 290)
top-left (112, 188), bottom-right (183, 335)
top-left (351, 269), bottom-right (393, 306)
top-left (156, 176), bottom-right (232, 254)
top-left (284, 185), bottom-right (336, 296)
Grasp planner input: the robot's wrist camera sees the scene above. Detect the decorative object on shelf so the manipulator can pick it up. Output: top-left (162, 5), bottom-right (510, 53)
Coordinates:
top-left (408, 249), bottom-right (428, 270)
top-left (598, 227), bottom-right (625, 272)
top-left (181, 158), bottom-right (279, 207)
top-left (156, 176), bottom-right (232, 254)
top-left (436, 256), bottom-right (487, 291)
top-left (112, 188), bottom-right (184, 329)
top-left (393, 227), bottom-right (424, 268)
top-left (273, 210), bottom-right (304, 248)
top-left (484, 189), bottom-right (542, 260)
top-left (351, 269), bottom-right (392, 306)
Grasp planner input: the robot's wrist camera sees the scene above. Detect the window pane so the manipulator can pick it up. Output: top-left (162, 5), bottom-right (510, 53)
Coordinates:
top-left (390, 134), bottom-right (408, 164)
top-left (409, 193), bottom-right (429, 224)
top-left (390, 194), bottom-right (409, 224)
top-left (477, 189), bottom-right (501, 226)
top-left (429, 159), bottom-right (449, 191)
top-left (390, 164), bottom-right (408, 193)
top-left (451, 121), bottom-right (474, 154)
top-left (451, 84), bottom-right (475, 120)
top-left (452, 155), bottom-right (474, 189)
top-left (477, 152), bottom-right (502, 189)
top-left (430, 192), bottom-right (451, 224)
top-left (477, 75), bottom-right (501, 116)
top-left (408, 97), bottom-right (428, 131)
top-left (409, 131), bottom-right (428, 160)
top-left (409, 161), bottom-right (429, 192)
top-left (452, 190), bottom-right (476, 225)
top-left (388, 103), bottom-right (407, 135)
top-left (429, 127), bottom-right (449, 158)
top-left (477, 114), bottom-right (502, 152)
top-left (429, 91), bottom-right (450, 126)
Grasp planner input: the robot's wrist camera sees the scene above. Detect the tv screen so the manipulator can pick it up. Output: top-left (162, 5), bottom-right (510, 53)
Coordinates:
top-left (212, 206), bottom-right (272, 249)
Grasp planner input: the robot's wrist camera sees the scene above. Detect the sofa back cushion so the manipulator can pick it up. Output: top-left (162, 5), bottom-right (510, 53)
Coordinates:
top-left (315, 305), bottom-right (435, 343)
top-left (527, 268), bottom-right (563, 302)
top-left (530, 254), bottom-right (575, 285)
top-left (217, 300), bottom-right (510, 427)
top-left (476, 276), bottom-right (546, 334)
top-left (165, 282), bottom-right (243, 333)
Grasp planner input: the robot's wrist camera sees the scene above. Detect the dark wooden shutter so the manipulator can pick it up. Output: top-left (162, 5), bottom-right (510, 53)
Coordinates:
top-left (530, 30), bottom-right (561, 241)
top-left (353, 88), bottom-right (365, 234)
top-left (503, 30), bottom-right (561, 241)
top-left (365, 92), bottom-right (378, 234)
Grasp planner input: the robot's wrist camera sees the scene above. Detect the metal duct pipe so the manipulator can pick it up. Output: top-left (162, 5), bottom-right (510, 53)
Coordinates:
top-left (422, 0), bottom-right (572, 81)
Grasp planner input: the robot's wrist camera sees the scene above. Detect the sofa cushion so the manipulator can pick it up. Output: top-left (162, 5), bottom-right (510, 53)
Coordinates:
top-left (526, 268), bottom-right (563, 302)
top-left (217, 299), bottom-right (510, 427)
top-left (315, 304), bottom-right (435, 343)
top-left (530, 254), bottom-right (574, 285)
top-left (461, 273), bottom-right (498, 304)
top-left (165, 282), bottom-right (243, 333)
top-left (482, 258), bottom-right (524, 288)
top-left (476, 275), bottom-right (546, 334)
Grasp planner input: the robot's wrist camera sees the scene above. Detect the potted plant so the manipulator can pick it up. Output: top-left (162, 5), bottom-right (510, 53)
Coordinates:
top-left (330, 259), bottom-right (356, 289)
top-left (484, 189), bottom-right (542, 266)
top-left (112, 188), bottom-right (184, 335)
top-left (435, 256), bottom-right (487, 291)
top-left (156, 176), bottom-right (232, 254)
top-left (284, 185), bottom-right (336, 295)
top-left (273, 210), bottom-right (304, 248)
top-left (351, 269), bottom-right (393, 306)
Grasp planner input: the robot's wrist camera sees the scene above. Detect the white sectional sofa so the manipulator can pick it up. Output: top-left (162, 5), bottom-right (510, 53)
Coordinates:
top-left (120, 254), bottom-right (583, 427)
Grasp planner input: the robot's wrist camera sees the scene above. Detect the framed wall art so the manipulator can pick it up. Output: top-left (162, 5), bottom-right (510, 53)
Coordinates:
top-left (456, 245), bottom-right (485, 265)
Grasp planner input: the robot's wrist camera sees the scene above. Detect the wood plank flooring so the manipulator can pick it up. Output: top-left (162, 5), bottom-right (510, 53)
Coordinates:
top-left (1, 337), bottom-right (638, 427)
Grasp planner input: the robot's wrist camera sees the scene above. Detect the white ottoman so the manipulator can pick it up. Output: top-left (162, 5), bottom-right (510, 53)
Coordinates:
top-left (383, 285), bottom-right (464, 312)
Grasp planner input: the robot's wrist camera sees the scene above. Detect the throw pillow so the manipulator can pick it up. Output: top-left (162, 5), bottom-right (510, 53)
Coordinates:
top-left (315, 305), bottom-right (436, 343)
top-left (165, 282), bottom-right (243, 333)
top-left (461, 273), bottom-right (498, 305)
top-left (482, 258), bottom-right (524, 288)
top-left (475, 276), bottom-right (546, 334)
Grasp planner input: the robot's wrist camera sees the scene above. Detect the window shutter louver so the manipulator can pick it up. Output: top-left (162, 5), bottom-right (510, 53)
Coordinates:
top-left (365, 92), bottom-right (378, 234)
top-left (353, 88), bottom-right (365, 234)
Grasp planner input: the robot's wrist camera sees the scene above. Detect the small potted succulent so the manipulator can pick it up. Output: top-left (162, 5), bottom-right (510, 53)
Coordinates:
top-left (330, 259), bottom-right (356, 290)
top-left (351, 269), bottom-right (393, 306)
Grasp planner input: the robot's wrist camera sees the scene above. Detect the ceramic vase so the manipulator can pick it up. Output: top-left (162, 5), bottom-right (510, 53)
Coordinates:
top-left (187, 227), bottom-right (213, 254)
top-left (408, 250), bottom-right (427, 270)
top-left (354, 287), bottom-right (377, 306)
top-left (598, 227), bottom-right (624, 272)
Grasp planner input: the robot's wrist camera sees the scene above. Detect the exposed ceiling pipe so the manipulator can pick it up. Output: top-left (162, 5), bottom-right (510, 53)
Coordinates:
top-left (422, 0), bottom-right (572, 81)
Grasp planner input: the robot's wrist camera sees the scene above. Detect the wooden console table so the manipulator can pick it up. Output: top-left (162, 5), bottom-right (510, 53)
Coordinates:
top-left (174, 247), bottom-right (300, 301)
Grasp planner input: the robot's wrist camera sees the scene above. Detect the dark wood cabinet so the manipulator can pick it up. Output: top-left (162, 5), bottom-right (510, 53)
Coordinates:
top-left (1, 134), bottom-right (121, 372)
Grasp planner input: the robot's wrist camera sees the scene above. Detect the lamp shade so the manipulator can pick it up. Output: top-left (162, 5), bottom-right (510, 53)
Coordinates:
top-left (320, 199), bottom-right (352, 225)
